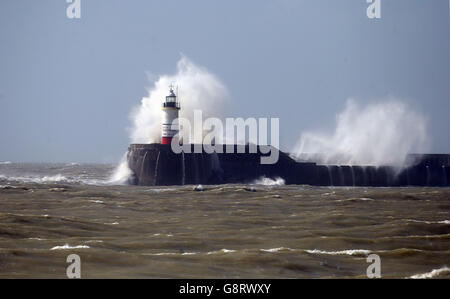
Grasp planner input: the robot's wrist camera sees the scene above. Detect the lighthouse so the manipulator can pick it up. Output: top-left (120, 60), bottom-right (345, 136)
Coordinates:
top-left (161, 85), bottom-right (180, 145)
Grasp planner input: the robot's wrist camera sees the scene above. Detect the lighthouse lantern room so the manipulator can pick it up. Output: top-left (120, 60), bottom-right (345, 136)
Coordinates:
top-left (161, 85), bottom-right (180, 145)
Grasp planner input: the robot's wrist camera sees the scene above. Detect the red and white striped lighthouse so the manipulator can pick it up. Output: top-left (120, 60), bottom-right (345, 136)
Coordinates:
top-left (161, 85), bottom-right (180, 145)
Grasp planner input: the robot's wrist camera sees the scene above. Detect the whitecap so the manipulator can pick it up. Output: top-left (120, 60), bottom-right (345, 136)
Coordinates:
top-left (89, 200), bottom-right (104, 204)
top-left (41, 174), bottom-right (68, 182)
top-left (337, 197), bottom-right (374, 202)
top-left (0, 174), bottom-right (69, 184)
top-left (305, 249), bottom-right (371, 256)
top-left (260, 247), bottom-right (294, 253)
top-left (253, 177), bottom-right (285, 186)
top-left (409, 266), bottom-right (450, 279)
top-left (207, 249), bottom-right (237, 255)
top-left (146, 188), bottom-right (177, 193)
top-left (50, 244), bottom-right (90, 250)
top-left (385, 233), bottom-right (450, 240)
top-left (0, 173), bottom-right (111, 186)
top-left (152, 233), bottom-right (173, 237)
top-left (146, 252), bottom-right (179, 256)
top-left (405, 219), bottom-right (450, 225)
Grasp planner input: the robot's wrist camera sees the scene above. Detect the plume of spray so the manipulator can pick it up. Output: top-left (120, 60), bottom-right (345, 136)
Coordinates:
top-left (107, 152), bottom-right (132, 185)
top-left (292, 98), bottom-right (430, 170)
top-left (109, 56), bottom-right (230, 184)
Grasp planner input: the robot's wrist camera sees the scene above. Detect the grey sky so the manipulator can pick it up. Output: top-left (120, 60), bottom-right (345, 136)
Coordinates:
top-left (1, 0), bottom-right (449, 163)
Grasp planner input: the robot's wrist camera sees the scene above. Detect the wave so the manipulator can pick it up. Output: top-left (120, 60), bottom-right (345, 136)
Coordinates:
top-left (145, 252), bottom-right (180, 256)
top-left (108, 154), bottom-right (132, 185)
top-left (260, 247), bottom-right (294, 253)
top-left (385, 233), bottom-right (450, 240)
top-left (41, 174), bottom-right (68, 182)
top-left (66, 162), bottom-right (80, 166)
top-left (336, 198), bottom-right (374, 202)
top-left (291, 99), bottom-right (429, 169)
top-left (253, 176), bottom-right (285, 186)
top-left (305, 249), bottom-right (371, 257)
top-left (89, 200), bottom-right (104, 204)
top-left (143, 252), bottom-right (198, 256)
top-left (207, 249), bottom-right (237, 254)
top-left (144, 249), bottom-right (238, 256)
top-left (152, 233), bottom-right (174, 237)
top-left (145, 247), bottom-right (371, 256)
top-left (259, 247), bottom-right (372, 257)
top-left (145, 188), bottom-right (178, 193)
top-left (0, 161), bottom-right (12, 165)
top-left (409, 266), bottom-right (450, 279)
top-left (0, 174), bottom-right (68, 184)
top-left (405, 219), bottom-right (450, 225)
top-left (141, 247), bottom-right (444, 261)
top-left (50, 244), bottom-right (90, 250)
top-left (0, 173), bottom-right (108, 186)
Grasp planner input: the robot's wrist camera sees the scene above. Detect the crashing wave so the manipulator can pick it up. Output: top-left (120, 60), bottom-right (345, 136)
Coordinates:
top-left (253, 176), bottom-right (285, 186)
top-left (409, 266), bottom-right (450, 279)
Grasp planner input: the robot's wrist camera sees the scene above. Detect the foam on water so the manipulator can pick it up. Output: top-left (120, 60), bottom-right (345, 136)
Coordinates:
top-left (0, 173), bottom-right (107, 186)
top-left (50, 244), bottom-right (90, 250)
top-left (305, 249), bottom-right (371, 257)
top-left (0, 174), bottom-right (68, 184)
top-left (207, 249), bottom-right (237, 254)
top-left (260, 247), bottom-right (294, 253)
top-left (253, 177), bottom-right (285, 186)
top-left (145, 188), bottom-right (178, 193)
top-left (409, 266), bottom-right (450, 279)
top-left (145, 249), bottom-right (238, 256)
top-left (405, 219), bottom-right (450, 225)
top-left (0, 163), bottom-right (118, 186)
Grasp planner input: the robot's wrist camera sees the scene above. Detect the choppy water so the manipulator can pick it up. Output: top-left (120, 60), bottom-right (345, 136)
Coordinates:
top-left (0, 162), bottom-right (449, 278)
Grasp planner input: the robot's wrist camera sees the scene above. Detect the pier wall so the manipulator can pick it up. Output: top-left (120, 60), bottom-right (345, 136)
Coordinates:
top-left (127, 144), bottom-right (450, 187)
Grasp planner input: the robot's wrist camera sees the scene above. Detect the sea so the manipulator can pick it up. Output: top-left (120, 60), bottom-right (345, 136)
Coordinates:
top-left (0, 162), bottom-right (449, 278)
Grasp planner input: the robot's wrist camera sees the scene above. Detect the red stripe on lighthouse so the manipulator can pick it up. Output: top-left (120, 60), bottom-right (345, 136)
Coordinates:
top-left (161, 137), bottom-right (172, 145)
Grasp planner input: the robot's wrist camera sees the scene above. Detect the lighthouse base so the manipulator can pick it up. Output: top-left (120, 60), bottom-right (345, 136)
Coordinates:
top-left (161, 137), bottom-right (174, 145)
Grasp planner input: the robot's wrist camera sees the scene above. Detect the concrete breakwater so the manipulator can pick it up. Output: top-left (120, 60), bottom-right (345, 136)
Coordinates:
top-left (127, 144), bottom-right (450, 187)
